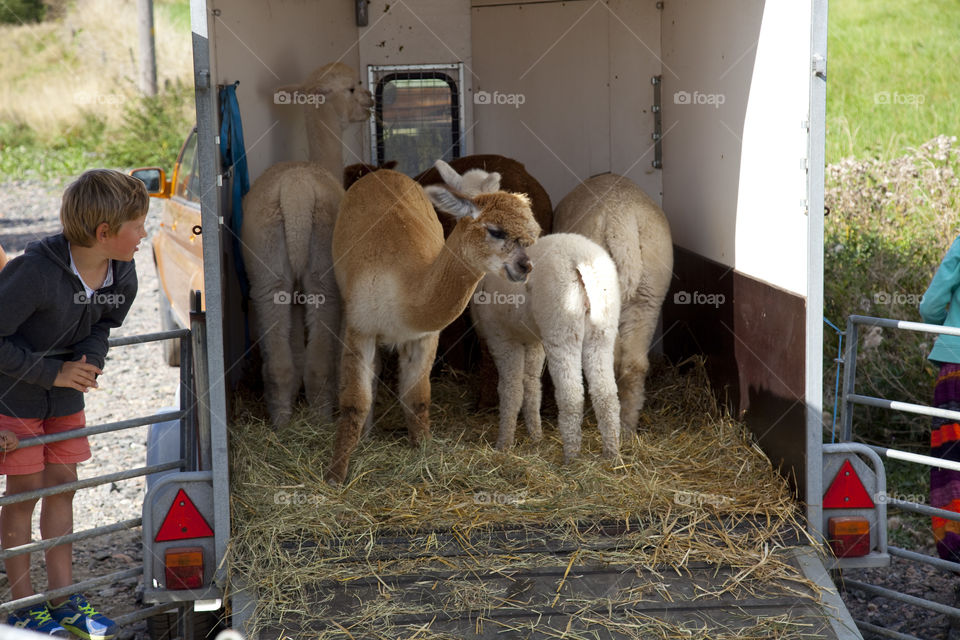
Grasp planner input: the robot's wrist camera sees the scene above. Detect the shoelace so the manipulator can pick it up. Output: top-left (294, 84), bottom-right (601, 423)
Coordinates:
top-left (28, 607), bottom-right (54, 625)
top-left (72, 597), bottom-right (100, 617)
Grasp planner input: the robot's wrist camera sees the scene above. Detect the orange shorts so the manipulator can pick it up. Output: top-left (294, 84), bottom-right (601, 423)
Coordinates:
top-left (0, 411), bottom-right (91, 475)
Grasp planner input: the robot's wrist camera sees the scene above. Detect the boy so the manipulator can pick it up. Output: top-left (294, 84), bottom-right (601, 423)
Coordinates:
top-left (0, 170), bottom-right (147, 638)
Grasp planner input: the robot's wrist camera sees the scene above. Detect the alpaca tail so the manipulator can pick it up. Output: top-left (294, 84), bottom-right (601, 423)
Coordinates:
top-left (277, 172), bottom-right (315, 276)
top-left (603, 208), bottom-right (644, 300)
top-left (576, 254), bottom-right (620, 327)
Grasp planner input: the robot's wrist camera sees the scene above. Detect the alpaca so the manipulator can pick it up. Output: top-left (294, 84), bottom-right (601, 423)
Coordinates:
top-left (326, 169), bottom-right (541, 484)
top-left (553, 173), bottom-right (673, 435)
top-left (241, 62), bottom-right (373, 428)
top-left (472, 233), bottom-right (621, 461)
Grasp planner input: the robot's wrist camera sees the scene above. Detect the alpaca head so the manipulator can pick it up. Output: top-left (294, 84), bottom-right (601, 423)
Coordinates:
top-left (277, 62), bottom-right (373, 125)
top-left (424, 185), bottom-right (541, 282)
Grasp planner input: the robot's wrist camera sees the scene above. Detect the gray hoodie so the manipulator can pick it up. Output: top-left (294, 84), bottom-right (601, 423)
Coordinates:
top-left (0, 233), bottom-right (137, 418)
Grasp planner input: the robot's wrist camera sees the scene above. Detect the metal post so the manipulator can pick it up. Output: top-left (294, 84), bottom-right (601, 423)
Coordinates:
top-left (137, 0), bottom-right (157, 96)
top-left (191, 290), bottom-right (211, 472)
top-left (839, 317), bottom-right (859, 442)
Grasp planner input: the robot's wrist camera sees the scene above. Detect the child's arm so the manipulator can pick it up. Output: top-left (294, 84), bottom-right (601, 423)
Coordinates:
top-left (920, 236), bottom-right (960, 325)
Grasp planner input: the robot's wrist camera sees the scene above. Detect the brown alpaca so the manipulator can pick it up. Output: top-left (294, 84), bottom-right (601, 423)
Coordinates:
top-left (326, 169), bottom-right (541, 484)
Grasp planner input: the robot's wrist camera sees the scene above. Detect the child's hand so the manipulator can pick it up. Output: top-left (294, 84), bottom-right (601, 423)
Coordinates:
top-left (0, 430), bottom-right (18, 452)
top-left (53, 355), bottom-right (102, 392)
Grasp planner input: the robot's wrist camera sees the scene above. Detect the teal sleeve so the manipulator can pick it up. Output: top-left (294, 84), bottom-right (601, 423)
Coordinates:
top-left (920, 237), bottom-right (960, 326)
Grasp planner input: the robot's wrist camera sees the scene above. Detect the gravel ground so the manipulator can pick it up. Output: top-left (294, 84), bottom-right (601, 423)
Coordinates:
top-left (1, 179), bottom-right (959, 639)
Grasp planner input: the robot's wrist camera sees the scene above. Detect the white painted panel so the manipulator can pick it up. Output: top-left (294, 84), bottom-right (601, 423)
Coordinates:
top-left (471, 1), bottom-right (611, 204)
top-left (734, 2), bottom-right (811, 295)
top-left (210, 0), bottom-right (362, 182)
top-left (661, 0), bottom-right (810, 295)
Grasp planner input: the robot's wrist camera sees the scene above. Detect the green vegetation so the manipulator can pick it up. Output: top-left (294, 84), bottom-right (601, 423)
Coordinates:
top-left (0, 0), bottom-right (192, 180)
top-left (827, 0), bottom-right (960, 163)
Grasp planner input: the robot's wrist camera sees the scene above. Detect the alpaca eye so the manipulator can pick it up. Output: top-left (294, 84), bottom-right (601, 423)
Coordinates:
top-left (487, 227), bottom-right (506, 240)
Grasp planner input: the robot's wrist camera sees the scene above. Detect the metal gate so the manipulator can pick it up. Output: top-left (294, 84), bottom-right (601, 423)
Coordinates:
top-left (836, 314), bottom-right (960, 639)
top-left (0, 323), bottom-right (196, 631)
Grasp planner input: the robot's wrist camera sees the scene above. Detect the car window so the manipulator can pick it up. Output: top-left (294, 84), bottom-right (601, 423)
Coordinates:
top-left (174, 129), bottom-right (201, 204)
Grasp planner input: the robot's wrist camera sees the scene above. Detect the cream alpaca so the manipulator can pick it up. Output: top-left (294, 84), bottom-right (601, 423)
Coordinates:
top-left (241, 62), bottom-right (372, 428)
top-left (553, 174), bottom-right (673, 435)
top-left (326, 170), bottom-right (541, 484)
top-left (472, 233), bottom-right (621, 461)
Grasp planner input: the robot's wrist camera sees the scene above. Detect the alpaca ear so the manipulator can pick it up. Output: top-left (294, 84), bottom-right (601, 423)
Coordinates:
top-left (480, 171), bottom-right (502, 193)
top-left (424, 185), bottom-right (480, 219)
top-left (434, 159), bottom-right (463, 191)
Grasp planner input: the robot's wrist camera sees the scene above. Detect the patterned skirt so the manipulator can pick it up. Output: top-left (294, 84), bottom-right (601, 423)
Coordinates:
top-left (930, 362), bottom-right (960, 563)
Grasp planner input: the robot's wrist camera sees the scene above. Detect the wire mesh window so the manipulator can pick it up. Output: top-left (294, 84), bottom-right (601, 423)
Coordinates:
top-left (370, 66), bottom-right (462, 176)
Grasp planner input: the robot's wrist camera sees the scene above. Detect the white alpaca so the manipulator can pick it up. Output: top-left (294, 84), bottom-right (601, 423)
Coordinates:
top-left (553, 174), bottom-right (673, 435)
top-left (472, 233), bottom-right (621, 461)
top-left (241, 62), bottom-right (372, 428)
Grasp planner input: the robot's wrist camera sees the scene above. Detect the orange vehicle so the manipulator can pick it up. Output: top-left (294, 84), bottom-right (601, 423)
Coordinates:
top-left (131, 127), bottom-right (204, 366)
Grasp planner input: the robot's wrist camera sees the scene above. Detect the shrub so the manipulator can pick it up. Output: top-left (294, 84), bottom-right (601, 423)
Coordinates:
top-left (104, 80), bottom-right (194, 169)
top-left (0, 0), bottom-right (45, 24)
top-left (824, 135), bottom-right (960, 446)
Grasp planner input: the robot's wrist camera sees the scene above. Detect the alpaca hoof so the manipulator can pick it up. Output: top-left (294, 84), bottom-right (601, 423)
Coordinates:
top-left (601, 447), bottom-right (619, 461)
top-left (325, 464), bottom-right (348, 486)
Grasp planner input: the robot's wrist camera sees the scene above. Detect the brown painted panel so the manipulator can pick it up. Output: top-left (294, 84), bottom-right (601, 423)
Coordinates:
top-left (663, 247), bottom-right (806, 496)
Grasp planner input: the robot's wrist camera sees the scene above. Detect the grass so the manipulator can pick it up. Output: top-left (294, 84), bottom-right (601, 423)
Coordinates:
top-left (827, 0), bottom-right (960, 162)
top-left (0, 0), bottom-right (192, 179)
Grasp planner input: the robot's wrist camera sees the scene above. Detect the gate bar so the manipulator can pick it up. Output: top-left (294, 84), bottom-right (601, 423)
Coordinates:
top-left (0, 461), bottom-right (182, 506)
top-left (108, 329), bottom-right (189, 346)
top-left (0, 567), bottom-right (142, 615)
top-left (867, 444), bottom-right (960, 473)
top-left (848, 315), bottom-right (960, 337)
top-left (844, 578), bottom-right (960, 619)
top-left (853, 620), bottom-right (921, 640)
top-left (889, 545), bottom-right (960, 575)
top-left (885, 499), bottom-right (960, 522)
top-left (0, 517), bottom-right (142, 560)
top-left (16, 410), bottom-right (183, 449)
top-left (848, 394), bottom-right (960, 424)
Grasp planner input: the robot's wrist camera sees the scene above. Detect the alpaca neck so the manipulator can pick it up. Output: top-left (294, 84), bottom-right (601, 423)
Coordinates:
top-left (404, 222), bottom-right (484, 333)
top-left (304, 105), bottom-right (344, 176)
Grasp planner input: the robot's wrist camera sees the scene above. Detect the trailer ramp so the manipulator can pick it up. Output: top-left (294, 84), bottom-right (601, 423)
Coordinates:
top-left (251, 519), bottom-right (860, 639)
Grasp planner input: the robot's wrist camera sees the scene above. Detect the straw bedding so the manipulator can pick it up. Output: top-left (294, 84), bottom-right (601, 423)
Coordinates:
top-left (225, 358), bottom-right (826, 638)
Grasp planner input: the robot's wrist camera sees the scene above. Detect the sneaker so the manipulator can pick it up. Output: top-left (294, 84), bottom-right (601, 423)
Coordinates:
top-left (47, 595), bottom-right (117, 640)
top-left (7, 604), bottom-right (72, 637)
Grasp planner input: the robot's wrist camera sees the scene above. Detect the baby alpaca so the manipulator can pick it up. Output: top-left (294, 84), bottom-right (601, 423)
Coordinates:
top-left (471, 233), bottom-right (621, 461)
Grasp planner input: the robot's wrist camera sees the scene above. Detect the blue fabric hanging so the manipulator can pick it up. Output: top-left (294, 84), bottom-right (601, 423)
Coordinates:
top-left (218, 82), bottom-right (251, 303)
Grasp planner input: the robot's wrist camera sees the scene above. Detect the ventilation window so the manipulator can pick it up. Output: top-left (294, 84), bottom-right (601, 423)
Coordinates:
top-left (368, 64), bottom-right (464, 176)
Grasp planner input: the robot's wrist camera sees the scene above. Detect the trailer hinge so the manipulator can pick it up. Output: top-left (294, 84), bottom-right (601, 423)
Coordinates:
top-left (651, 75), bottom-right (663, 170)
top-left (812, 54), bottom-right (826, 80)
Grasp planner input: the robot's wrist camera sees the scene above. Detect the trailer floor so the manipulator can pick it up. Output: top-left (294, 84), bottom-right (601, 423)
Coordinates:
top-left (242, 520), bottom-right (861, 639)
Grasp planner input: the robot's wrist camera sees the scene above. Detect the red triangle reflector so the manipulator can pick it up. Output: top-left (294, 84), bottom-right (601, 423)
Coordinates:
top-left (155, 489), bottom-right (214, 542)
top-left (824, 459), bottom-right (875, 509)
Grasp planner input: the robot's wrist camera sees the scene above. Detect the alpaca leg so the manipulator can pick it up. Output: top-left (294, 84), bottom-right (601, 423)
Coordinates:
top-left (545, 342), bottom-right (585, 463)
top-left (617, 301), bottom-right (659, 435)
top-left (303, 287), bottom-right (341, 422)
top-left (485, 340), bottom-right (525, 450)
top-left (397, 333), bottom-right (439, 447)
top-left (248, 287), bottom-right (296, 428)
top-left (583, 326), bottom-right (621, 460)
top-left (326, 328), bottom-right (376, 485)
top-left (521, 344), bottom-right (545, 444)
top-left (361, 349), bottom-right (382, 439)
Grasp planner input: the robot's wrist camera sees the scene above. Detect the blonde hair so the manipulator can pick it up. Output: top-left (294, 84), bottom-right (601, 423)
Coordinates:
top-left (60, 169), bottom-right (149, 247)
